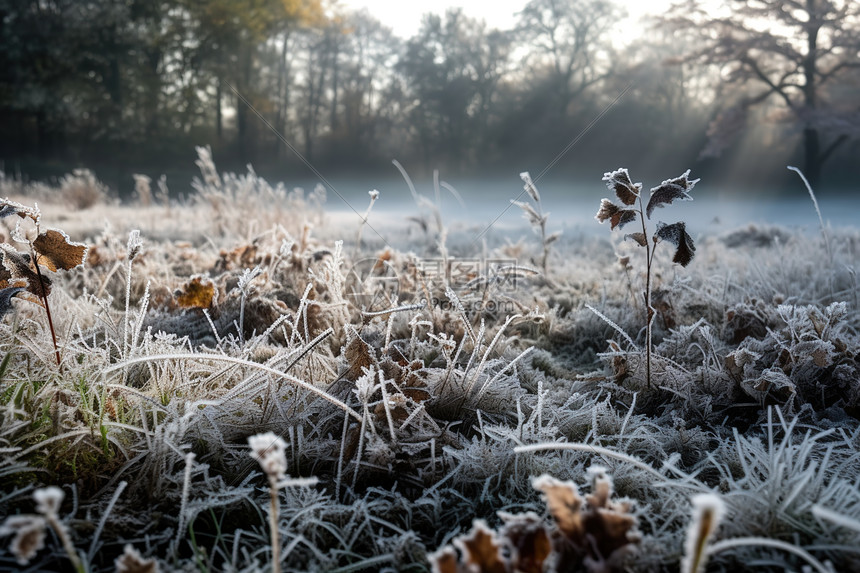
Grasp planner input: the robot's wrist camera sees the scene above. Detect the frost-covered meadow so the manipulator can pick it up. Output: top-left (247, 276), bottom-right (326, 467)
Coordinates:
top-left (1, 149), bottom-right (859, 572)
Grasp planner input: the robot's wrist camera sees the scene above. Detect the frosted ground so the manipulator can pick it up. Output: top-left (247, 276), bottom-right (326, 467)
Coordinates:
top-left (1, 149), bottom-right (859, 572)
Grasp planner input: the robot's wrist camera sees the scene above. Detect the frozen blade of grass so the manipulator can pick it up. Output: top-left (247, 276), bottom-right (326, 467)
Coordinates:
top-left (392, 159), bottom-right (420, 205)
top-left (103, 354), bottom-right (362, 422)
top-left (439, 181), bottom-right (466, 208)
top-left (474, 346), bottom-right (533, 404)
top-left (707, 537), bottom-right (832, 573)
top-left (328, 553), bottom-right (395, 573)
top-left (585, 304), bottom-right (638, 350)
top-left (514, 442), bottom-right (666, 482)
top-left (361, 301), bottom-right (426, 317)
top-left (87, 481), bottom-right (127, 563)
top-left (465, 313), bottom-right (522, 399)
top-left (812, 506), bottom-right (860, 534)
top-left (787, 166), bottom-right (831, 259)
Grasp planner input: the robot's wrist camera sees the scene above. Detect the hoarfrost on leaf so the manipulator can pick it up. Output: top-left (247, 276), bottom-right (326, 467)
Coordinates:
top-left (602, 168), bottom-right (641, 206)
top-left (646, 170), bottom-right (698, 218)
top-left (655, 221), bottom-right (696, 266)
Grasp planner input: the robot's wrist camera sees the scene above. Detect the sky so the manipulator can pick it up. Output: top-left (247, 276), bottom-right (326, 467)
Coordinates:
top-left (336, 0), bottom-right (679, 38)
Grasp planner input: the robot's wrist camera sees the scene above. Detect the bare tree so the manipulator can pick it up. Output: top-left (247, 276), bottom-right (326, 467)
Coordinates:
top-left (515, 0), bottom-right (621, 116)
top-left (664, 0), bottom-right (860, 185)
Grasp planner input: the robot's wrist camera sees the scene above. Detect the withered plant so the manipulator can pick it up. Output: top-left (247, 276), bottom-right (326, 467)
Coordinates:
top-left (596, 168), bottom-right (698, 388)
top-left (0, 198), bottom-right (87, 367)
top-left (512, 171), bottom-right (561, 279)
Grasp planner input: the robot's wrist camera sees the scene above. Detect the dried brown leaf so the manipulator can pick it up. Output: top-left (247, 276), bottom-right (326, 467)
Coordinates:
top-left (500, 512), bottom-right (551, 573)
top-left (611, 209), bottom-right (638, 230)
top-left (33, 229), bottom-right (87, 271)
top-left (0, 246), bottom-right (51, 298)
top-left (344, 334), bottom-right (376, 380)
top-left (595, 200), bottom-right (638, 230)
top-left (602, 168), bottom-right (641, 205)
top-left (533, 475), bottom-right (584, 539)
top-left (428, 546), bottom-right (461, 573)
top-left (625, 232), bottom-right (647, 247)
top-left (175, 276), bottom-right (216, 309)
top-left (457, 521), bottom-right (508, 573)
top-left (0, 515), bottom-right (47, 565)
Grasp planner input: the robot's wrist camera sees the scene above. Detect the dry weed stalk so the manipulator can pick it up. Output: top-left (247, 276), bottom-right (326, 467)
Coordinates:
top-left (596, 168), bottom-right (698, 387)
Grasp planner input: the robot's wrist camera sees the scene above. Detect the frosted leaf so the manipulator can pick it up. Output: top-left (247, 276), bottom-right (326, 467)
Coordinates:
top-left (655, 221), bottom-right (696, 266)
top-left (544, 231), bottom-right (562, 245)
top-left (625, 232), bottom-right (647, 247)
top-left (427, 546), bottom-right (458, 573)
top-left (646, 170), bottom-right (698, 218)
top-left (498, 511), bottom-right (551, 572)
top-left (33, 229), bottom-right (87, 271)
top-left (532, 474), bottom-right (584, 538)
top-left (455, 520), bottom-right (508, 572)
top-left (520, 171), bottom-right (540, 202)
top-left (237, 266), bottom-right (262, 292)
top-left (585, 465), bottom-right (612, 508)
top-left (602, 168), bottom-right (641, 206)
top-left (741, 367), bottom-right (796, 402)
top-left (512, 200), bottom-right (545, 228)
top-left (0, 515), bottom-right (46, 565)
top-left (0, 245), bottom-right (52, 298)
top-left (0, 198), bottom-right (40, 223)
top-left (595, 199), bottom-right (637, 230)
top-left (0, 286), bottom-right (24, 319)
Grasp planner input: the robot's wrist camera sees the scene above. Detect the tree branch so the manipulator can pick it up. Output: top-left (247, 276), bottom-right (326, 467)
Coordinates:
top-left (820, 134), bottom-right (849, 165)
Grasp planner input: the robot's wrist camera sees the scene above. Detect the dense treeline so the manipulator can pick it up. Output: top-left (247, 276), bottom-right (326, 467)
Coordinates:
top-left (1, 0), bottom-right (858, 192)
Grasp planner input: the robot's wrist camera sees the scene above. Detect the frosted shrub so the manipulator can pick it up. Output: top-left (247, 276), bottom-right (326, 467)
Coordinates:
top-left (59, 168), bottom-right (108, 210)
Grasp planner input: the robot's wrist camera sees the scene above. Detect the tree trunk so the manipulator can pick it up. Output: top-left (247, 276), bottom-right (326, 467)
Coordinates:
top-left (330, 35), bottom-right (340, 133)
top-left (236, 42), bottom-right (253, 162)
top-left (216, 76), bottom-right (223, 140)
top-left (803, 127), bottom-right (821, 188)
top-left (275, 31), bottom-right (289, 154)
top-left (802, 0), bottom-right (821, 186)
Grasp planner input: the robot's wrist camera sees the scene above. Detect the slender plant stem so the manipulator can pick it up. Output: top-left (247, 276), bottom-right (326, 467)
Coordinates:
top-left (269, 476), bottom-right (281, 573)
top-left (32, 259), bottom-right (61, 369)
top-left (45, 513), bottom-right (84, 573)
top-left (637, 196), bottom-right (652, 388)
